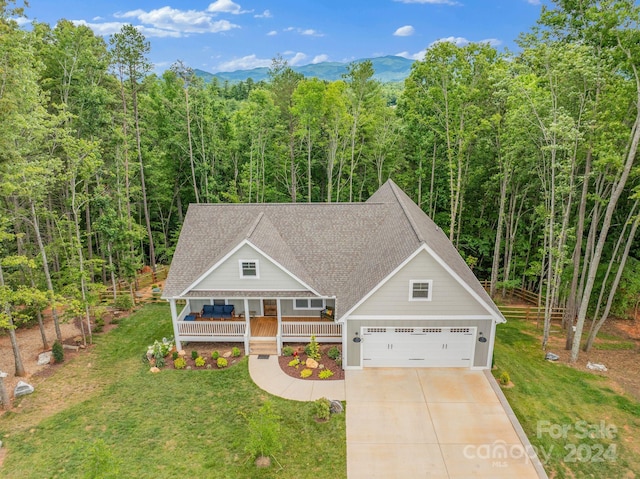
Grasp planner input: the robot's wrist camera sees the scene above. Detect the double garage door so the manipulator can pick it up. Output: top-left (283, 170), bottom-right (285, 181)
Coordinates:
top-left (362, 326), bottom-right (475, 367)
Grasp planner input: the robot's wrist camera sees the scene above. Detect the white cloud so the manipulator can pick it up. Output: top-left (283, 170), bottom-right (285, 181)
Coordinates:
top-left (396, 50), bottom-right (426, 61)
top-left (206, 0), bottom-right (246, 14)
top-left (312, 54), bottom-right (329, 64)
top-left (12, 16), bottom-right (31, 26)
top-left (114, 6), bottom-right (240, 36)
top-left (289, 52), bottom-right (307, 66)
top-left (115, 7), bottom-right (239, 34)
top-left (216, 54), bottom-right (272, 72)
top-left (72, 20), bottom-right (128, 36)
top-left (394, 25), bottom-right (415, 36)
top-left (283, 26), bottom-right (324, 37)
top-left (395, 0), bottom-right (460, 5)
top-left (429, 36), bottom-right (502, 47)
top-left (526, 0), bottom-right (541, 4)
top-left (255, 10), bottom-right (272, 18)
top-left (267, 30), bottom-right (278, 36)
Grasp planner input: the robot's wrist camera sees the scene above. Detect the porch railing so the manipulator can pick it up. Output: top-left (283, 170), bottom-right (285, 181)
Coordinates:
top-left (281, 321), bottom-right (342, 342)
top-left (177, 320), bottom-right (246, 338)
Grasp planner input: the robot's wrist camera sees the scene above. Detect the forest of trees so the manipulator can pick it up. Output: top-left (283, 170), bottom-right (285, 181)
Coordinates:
top-left (2, 0), bottom-right (640, 374)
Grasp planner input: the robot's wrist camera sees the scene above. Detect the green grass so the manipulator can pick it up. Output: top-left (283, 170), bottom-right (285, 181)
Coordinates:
top-left (493, 319), bottom-right (640, 478)
top-left (0, 304), bottom-right (346, 478)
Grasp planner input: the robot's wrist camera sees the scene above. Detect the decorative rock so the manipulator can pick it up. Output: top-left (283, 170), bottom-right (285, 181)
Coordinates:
top-left (14, 381), bottom-right (35, 398)
top-left (330, 400), bottom-right (344, 414)
top-left (149, 367), bottom-right (161, 373)
top-left (587, 361), bottom-right (607, 372)
top-left (223, 351), bottom-right (232, 358)
top-left (63, 344), bottom-right (80, 351)
top-left (545, 352), bottom-right (560, 361)
top-left (178, 350), bottom-right (187, 357)
top-left (37, 351), bottom-right (52, 366)
top-left (255, 456), bottom-right (271, 468)
top-left (305, 358), bottom-right (319, 369)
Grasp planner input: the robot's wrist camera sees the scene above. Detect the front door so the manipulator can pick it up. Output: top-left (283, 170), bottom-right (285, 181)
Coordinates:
top-left (263, 299), bottom-right (277, 316)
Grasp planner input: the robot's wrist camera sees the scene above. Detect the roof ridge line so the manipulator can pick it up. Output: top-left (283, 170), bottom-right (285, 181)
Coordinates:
top-left (246, 212), bottom-right (264, 238)
top-left (389, 181), bottom-right (424, 243)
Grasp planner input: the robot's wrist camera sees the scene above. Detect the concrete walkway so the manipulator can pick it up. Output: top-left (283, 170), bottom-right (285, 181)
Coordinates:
top-left (248, 354), bottom-right (345, 401)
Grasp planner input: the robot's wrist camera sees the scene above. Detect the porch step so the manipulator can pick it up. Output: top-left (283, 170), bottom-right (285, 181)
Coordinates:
top-left (250, 339), bottom-right (278, 355)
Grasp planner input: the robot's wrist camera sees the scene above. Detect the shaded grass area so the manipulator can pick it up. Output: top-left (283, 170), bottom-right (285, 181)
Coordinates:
top-left (493, 319), bottom-right (640, 478)
top-left (0, 304), bottom-right (346, 478)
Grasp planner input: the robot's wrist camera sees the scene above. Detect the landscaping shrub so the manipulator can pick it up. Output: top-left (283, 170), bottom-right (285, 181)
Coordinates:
top-left (282, 346), bottom-right (294, 356)
top-left (327, 346), bottom-right (340, 360)
top-left (93, 317), bottom-right (105, 334)
top-left (114, 294), bottom-right (134, 311)
top-left (52, 340), bottom-right (64, 363)
top-left (174, 357), bottom-right (186, 369)
top-left (191, 350), bottom-right (199, 360)
top-left (499, 371), bottom-right (511, 385)
top-left (232, 346), bottom-right (241, 357)
top-left (288, 358), bottom-right (300, 368)
top-left (172, 351), bottom-right (179, 360)
top-left (318, 369), bottom-right (334, 379)
top-left (305, 335), bottom-right (321, 360)
top-left (155, 356), bottom-right (166, 368)
top-left (312, 397), bottom-right (331, 421)
top-left (217, 357), bottom-right (228, 368)
top-left (195, 356), bottom-right (206, 367)
top-left (211, 351), bottom-right (219, 360)
top-left (243, 401), bottom-right (282, 460)
top-left (300, 368), bottom-right (313, 378)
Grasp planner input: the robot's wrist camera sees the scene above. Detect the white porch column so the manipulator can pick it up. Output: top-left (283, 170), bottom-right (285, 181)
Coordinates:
top-left (169, 299), bottom-right (181, 350)
top-left (244, 298), bottom-right (251, 355)
top-left (276, 298), bottom-right (282, 355)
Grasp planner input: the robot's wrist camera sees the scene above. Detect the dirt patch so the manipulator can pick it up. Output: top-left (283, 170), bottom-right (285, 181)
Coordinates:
top-left (277, 344), bottom-right (344, 381)
top-left (527, 319), bottom-right (640, 401)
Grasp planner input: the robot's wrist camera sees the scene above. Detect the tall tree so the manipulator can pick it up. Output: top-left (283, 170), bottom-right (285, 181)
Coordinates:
top-left (110, 25), bottom-right (156, 271)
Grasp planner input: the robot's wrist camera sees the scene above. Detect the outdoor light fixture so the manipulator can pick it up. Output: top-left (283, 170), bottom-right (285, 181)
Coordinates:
top-left (353, 331), bottom-right (361, 343)
top-left (478, 332), bottom-right (487, 343)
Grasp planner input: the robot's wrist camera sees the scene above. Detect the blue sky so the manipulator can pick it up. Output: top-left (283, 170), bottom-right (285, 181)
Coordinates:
top-left (20, 0), bottom-right (548, 73)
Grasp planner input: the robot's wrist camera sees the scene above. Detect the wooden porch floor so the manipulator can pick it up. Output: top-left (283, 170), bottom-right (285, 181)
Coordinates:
top-left (249, 316), bottom-right (335, 337)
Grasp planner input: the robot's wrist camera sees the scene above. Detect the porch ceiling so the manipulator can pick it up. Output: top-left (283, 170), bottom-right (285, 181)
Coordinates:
top-left (183, 290), bottom-right (319, 298)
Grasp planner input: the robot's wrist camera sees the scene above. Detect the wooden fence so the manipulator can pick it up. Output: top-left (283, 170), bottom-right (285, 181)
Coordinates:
top-left (98, 265), bottom-right (169, 306)
top-left (481, 280), bottom-right (568, 323)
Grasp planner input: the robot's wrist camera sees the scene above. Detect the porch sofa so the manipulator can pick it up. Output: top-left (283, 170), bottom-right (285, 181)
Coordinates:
top-left (201, 304), bottom-right (235, 319)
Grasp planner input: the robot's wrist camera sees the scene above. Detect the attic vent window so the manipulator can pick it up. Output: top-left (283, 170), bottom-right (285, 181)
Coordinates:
top-left (240, 260), bottom-right (259, 278)
top-left (409, 280), bottom-right (432, 301)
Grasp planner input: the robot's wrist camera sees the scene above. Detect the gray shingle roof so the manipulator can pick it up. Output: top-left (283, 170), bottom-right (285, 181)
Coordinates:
top-left (163, 180), bottom-right (504, 322)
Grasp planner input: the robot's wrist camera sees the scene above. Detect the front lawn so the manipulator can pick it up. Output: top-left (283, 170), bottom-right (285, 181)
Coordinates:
top-left (493, 318), bottom-right (640, 478)
top-left (0, 304), bottom-right (346, 479)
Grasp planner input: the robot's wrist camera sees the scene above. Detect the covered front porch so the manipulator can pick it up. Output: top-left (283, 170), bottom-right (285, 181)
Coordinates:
top-left (168, 295), bottom-right (342, 355)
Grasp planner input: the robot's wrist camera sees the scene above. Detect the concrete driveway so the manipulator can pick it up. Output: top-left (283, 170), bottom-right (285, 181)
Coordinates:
top-left (345, 368), bottom-right (546, 479)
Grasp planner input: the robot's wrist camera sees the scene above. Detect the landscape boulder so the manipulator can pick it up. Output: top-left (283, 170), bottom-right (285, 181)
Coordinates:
top-left (305, 358), bottom-right (319, 369)
top-left (37, 351), bottom-right (52, 366)
top-left (14, 381), bottom-right (34, 398)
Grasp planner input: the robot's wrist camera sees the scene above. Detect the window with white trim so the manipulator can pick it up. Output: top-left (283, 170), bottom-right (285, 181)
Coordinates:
top-left (294, 298), bottom-right (326, 310)
top-left (240, 260), bottom-right (259, 278)
top-left (409, 280), bottom-right (432, 301)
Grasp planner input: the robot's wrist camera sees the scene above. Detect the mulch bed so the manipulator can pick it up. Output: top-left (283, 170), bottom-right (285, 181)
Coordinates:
top-left (277, 344), bottom-right (344, 381)
top-left (161, 342), bottom-right (245, 370)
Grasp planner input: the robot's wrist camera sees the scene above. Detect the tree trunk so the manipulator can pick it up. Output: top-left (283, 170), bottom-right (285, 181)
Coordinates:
top-left (571, 103), bottom-right (640, 362)
top-left (585, 206), bottom-right (640, 351)
top-left (0, 264), bottom-right (26, 377)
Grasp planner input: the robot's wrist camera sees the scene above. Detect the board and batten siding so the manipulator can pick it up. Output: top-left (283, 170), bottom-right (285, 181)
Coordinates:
top-left (192, 243), bottom-right (309, 292)
top-left (351, 250), bottom-right (489, 317)
top-left (345, 319), bottom-right (493, 368)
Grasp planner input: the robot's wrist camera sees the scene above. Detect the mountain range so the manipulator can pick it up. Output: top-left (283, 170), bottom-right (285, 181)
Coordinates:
top-left (195, 55), bottom-right (415, 84)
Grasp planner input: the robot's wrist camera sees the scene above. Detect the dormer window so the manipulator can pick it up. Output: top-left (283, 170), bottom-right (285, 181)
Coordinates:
top-left (240, 260), bottom-right (259, 278)
top-left (409, 280), bottom-right (432, 301)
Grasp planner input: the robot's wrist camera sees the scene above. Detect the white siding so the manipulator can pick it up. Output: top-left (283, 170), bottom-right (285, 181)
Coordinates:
top-left (351, 250), bottom-right (489, 316)
top-left (192, 244), bottom-right (309, 292)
